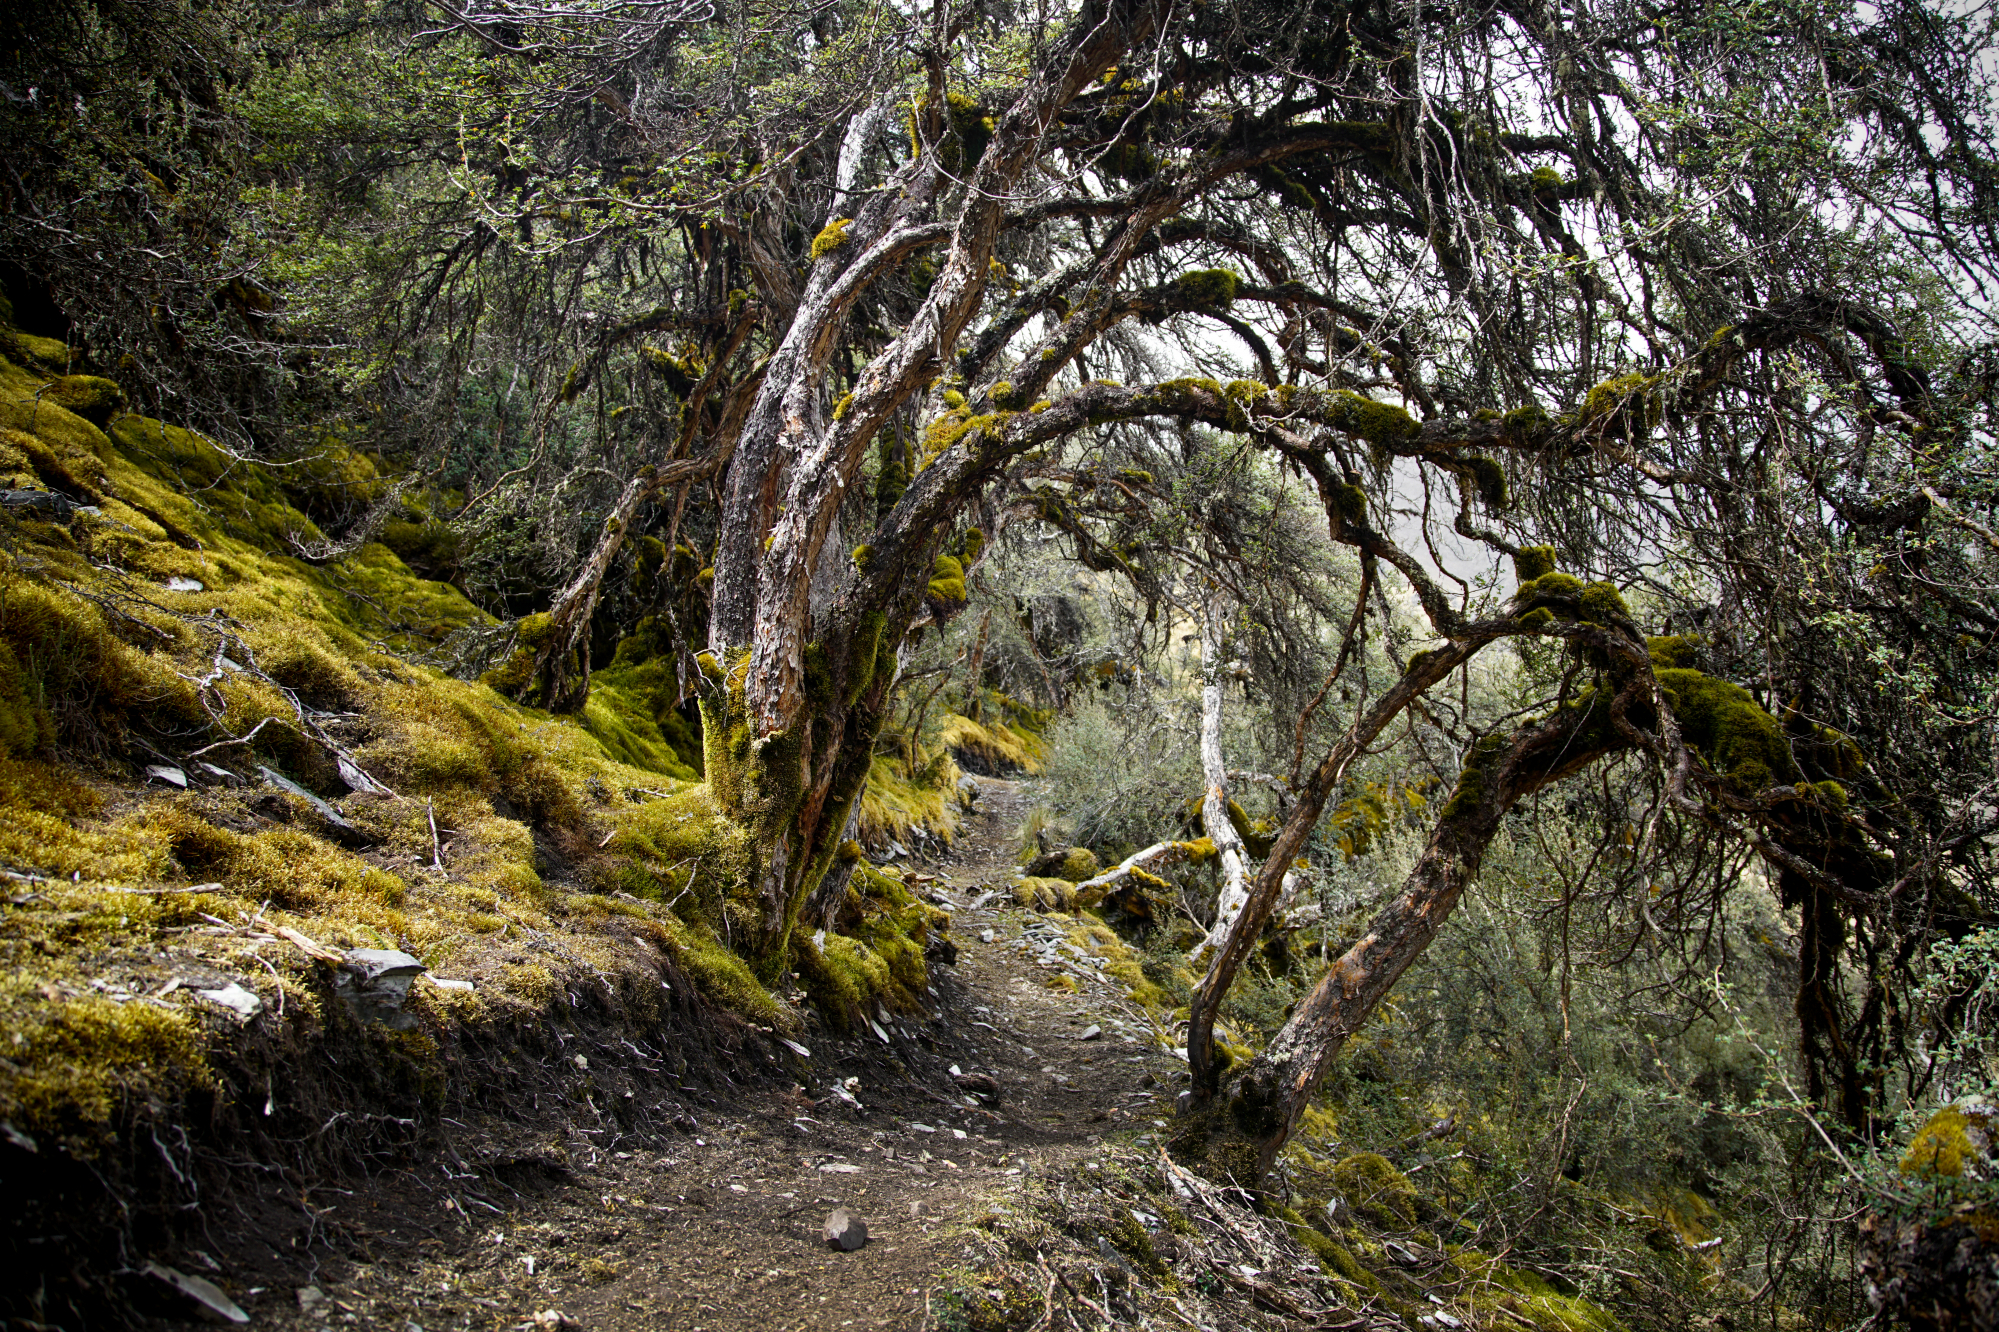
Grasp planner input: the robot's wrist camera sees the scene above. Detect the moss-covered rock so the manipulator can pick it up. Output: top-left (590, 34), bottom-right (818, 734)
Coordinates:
top-left (42, 375), bottom-right (125, 427)
top-left (1054, 845), bottom-right (1099, 881)
top-left (1332, 1151), bottom-right (1418, 1228)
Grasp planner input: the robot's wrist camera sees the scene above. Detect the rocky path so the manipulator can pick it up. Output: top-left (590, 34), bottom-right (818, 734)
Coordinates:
top-left (213, 777), bottom-right (1188, 1332)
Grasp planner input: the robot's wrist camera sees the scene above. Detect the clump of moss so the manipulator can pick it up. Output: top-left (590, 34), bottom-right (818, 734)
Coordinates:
top-left (810, 217), bottom-right (854, 260)
top-left (1900, 1100), bottom-right (1999, 1179)
top-left (1645, 634), bottom-right (1700, 670)
top-left (1162, 268), bottom-right (1240, 312)
top-left (927, 553), bottom-right (969, 609)
top-left (1055, 846), bottom-right (1099, 881)
top-left (1325, 391), bottom-right (1420, 448)
top-left (1656, 669), bottom-right (1798, 793)
top-left (1332, 1152), bottom-right (1418, 1228)
top-left (1013, 876), bottom-right (1078, 911)
top-left (1577, 580), bottom-right (1630, 625)
top-left (1580, 372), bottom-right (1663, 437)
top-left (1504, 403), bottom-right (1552, 434)
top-left (41, 375), bottom-right (125, 427)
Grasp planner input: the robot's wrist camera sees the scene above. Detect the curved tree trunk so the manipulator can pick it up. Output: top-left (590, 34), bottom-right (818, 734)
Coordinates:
top-left (691, 0), bottom-right (1171, 973)
top-left (1172, 674), bottom-right (1645, 1183)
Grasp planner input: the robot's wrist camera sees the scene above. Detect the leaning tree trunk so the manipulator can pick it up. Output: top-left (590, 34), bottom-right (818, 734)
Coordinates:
top-left (1174, 667), bottom-right (1652, 1184)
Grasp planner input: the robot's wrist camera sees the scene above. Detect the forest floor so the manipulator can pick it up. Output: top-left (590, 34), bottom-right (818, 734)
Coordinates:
top-left (165, 777), bottom-right (1208, 1332)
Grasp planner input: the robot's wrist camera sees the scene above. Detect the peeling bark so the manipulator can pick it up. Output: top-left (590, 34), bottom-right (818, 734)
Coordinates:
top-left (1190, 597), bottom-right (1253, 964)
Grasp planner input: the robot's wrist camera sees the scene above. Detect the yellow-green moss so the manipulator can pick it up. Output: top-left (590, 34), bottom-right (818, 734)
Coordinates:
top-left (1055, 846), bottom-right (1099, 881)
top-left (1645, 634), bottom-right (1699, 670)
top-left (810, 217), bottom-right (854, 260)
top-left (1580, 372), bottom-right (1663, 434)
top-left (41, 375), bottom-right (124, 427)
top-left (1013, 876), bottom-right (1078, 911)
top-left (1656, 669), bottom-right (1798, 793)
top-left (3, 994), bottom-right (211, 1151)
top-left (1163, 268), bottom-right (1240, 311)
top-left (937, 713), bottom-right (1046, 774)
top-left (1332, 1152), bottom-right (1418, 1228)
top-left (1901, 1102), bottom-right (1998, 1178)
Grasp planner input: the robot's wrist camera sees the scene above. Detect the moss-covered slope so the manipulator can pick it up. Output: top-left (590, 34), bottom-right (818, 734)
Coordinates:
top-left (0, 339), bottom-right (944, 1162)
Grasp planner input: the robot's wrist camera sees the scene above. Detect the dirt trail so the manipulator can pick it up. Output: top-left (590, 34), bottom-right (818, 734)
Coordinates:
top-left (206, 777), bottom-right (1185, 1332)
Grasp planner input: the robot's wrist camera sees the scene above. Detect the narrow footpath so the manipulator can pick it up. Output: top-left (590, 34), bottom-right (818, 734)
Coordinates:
top-left (209, 777), bottom-right (1193, 1332)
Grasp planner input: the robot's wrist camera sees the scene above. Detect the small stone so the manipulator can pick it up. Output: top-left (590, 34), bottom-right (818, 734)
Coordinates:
top-left (195, 982), bottom-right (262, 1022)
top-left (979, 928), bottom-right (995, 943)
top-left (824, 1208), bottom-right (867, 1251)
top-left (344, 948), bottom-right (426, 986)
top-left (297, 1285), bottom-right (325, 1311)
top-left (1078, 1024), bottom-right (1102, 1041)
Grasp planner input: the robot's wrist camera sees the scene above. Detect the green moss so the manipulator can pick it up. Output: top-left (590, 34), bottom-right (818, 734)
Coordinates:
top-left (927, 554), bottom-right (969, 608)
top-left (1440, 765), bottom-right (1487, 821)
top-left (1292, 1224), bottom-right (1380, 1292)
top-left (832, 392), bottom-right (855, 421)
top-left (810, 217), bottom-right (854, 260)
top-left (1517, 606), bottom-right (1555, 629)
top-left (919, 409), bottom-right (1013, 466)
top-left (1656, 669), bottom-right (1798, 793)
top-left (1332, 483), bottom-right (1368, 524)
top-left (480, 611), bottom-right (556, 696)
top-left (1332, 1152), bottom-right (1417, 1228)
top-left (1900, 1102), bottom-right (1996, 1178)
top-left (1102, 1207), bottom-right (1169, 1277)
top-left (1325, 391), bottom-right (1420, 448)
top-left (1580, 372), bottom-right (1663, 433)
top-left (1577, 581), bottom-right (1630, 624)
top-left (1163, 268), bottom-right (1240, 311)
top-left (942, 389), bottom-right (968, 409)
top-left (1515, 571), bottom-right (1581, 603)
top-left (988, 381), bottom-right (1020, 409)
top-left (1645, 634), bottom-right (1699, 670)
top-left (1055, 846), bottom-right (1099, 882)
top-left (660, 915), bottom-right (779, 1023)
top-left (41, 375), bottom-right (124, 427)
top-left (5, 995), bottom-right (211, 1150)
top-left (1013, 875), bottom-right (1078, 911)
top-left (1503, 403), bottom-right (1552, 434)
